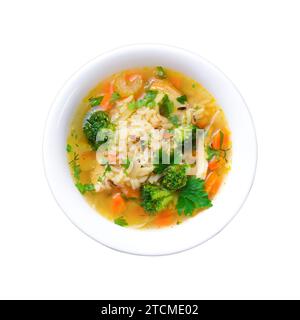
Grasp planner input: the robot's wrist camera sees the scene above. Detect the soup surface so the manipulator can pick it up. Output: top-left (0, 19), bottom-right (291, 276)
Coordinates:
top-left (67, 66), bottom-right (231, 228)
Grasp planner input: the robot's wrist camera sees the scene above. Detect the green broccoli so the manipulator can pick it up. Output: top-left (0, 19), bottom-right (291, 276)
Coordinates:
top-left (161, 165), bottom-right (187, 191)
top-left (83, 110), bottom-right (110, 150)
top-left (141, 184), bottom-right (173, 214)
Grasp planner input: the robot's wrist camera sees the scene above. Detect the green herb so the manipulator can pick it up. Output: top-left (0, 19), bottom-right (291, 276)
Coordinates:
top-left (73, 164), bottom-right (81, 180)
top-left (206, 146), bottom-right (220, 161)
top-left (75, 183), bottom-right (95, 194)
top-left (114, 216), bottom-right (128, 227)
top-left (155, 66), bottom-right (167, 79)
top-left (169, 114), bottom-right (179, 127)
top-left (98, 164), bottom-right (112, 182)
top-left (69, 152), bottom-right (81, 180)
top-left (110, 92), bottom-right (121, 103)
top-left (192, 83), bottom-right (196, 88)
top-left (121, 158), bottom-right (131, 170)
top-left (176, 95), bottom-right (187, 104)
top-left (159, 94), bottom-right (174, 117)
top-left (89, 96), bottom-right (104, 107)
top-left (176, 176), bottom-right (212, 216)
top-left (66, 144), bottom-right (72, 153)
top-left (128, 100), bottom-right (137, 111)
top-left (137, 90), bottom-right (158, 108)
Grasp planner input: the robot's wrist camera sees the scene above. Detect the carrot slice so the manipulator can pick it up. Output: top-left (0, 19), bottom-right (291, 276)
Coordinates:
top-left (112, 193), bottom-right (127, 214)
top-left (153, 209), bottom-right (176, 227)
top-left (208, 158), bottom-right (220, 171)
top-left (211, 129), bottom-right (230, 150)
top-left (205, 172), bottom-right (223, 198)
top-left (101, 81), bottom-right (114, 110)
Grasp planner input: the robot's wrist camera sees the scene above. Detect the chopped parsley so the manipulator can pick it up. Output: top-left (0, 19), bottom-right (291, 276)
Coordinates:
top-left (75, 183), bottom-right (95, 194)
top-left (169, 114), bottom-right (180, 127)
top-left (176, 95), bottom-right (187, 104)
top-left (66, 144), bottom-right (72, 153)
top-left (192, 83), bottom-right (196, 88)
top-left (110, 92), bottom-right (121, 103)
top-left (206, 146), bottom-right (220, 161)
top-left (176, 176), bottom-right (212, 216)
top-left (155, 66), bottom-right (167, 79)
top-left (121, 158), bottom-right (131, 170)
top-left (114, 216), bottom-right (128, 227)
top-left (98, 164), bottom-right (112, 182)
top-left (73, 163), bottom-right (81, 180)
top-left (128, 100), bottom-right (137, 111)
top-left (137, 90), bottom-right (158, 108)
top-left (159, 94), bottom-right (174, 117)
top-left (69, 152), bottom-right (81, 180)
top-left (88, 96), bottom-right (104, 107)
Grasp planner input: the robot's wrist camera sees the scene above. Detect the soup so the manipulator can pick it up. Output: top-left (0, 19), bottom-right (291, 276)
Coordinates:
top-left (66, 67), bottom-right (231, 228)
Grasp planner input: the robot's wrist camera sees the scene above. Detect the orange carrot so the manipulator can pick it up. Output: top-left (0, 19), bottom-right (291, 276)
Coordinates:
top-left (211, 129), bottom-right (230, 150)
top-left (169, 75), bottom-right (182, 89)
top-left (112, 193), bottom-right (126, 214)
top-left (196, 117), bottom-right (209, 129)
top-left (208, 158), bottom-right (220, 171)
top-left (153, 209), bottom-right (176, 227)
top-left (101, 81), bottom-right (114, 110)
top-left (205, 172), bottom-right (222, 198)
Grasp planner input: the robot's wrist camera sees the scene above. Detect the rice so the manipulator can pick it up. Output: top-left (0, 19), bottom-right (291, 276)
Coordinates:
top-left (94, 96), bottom-right (203, 191)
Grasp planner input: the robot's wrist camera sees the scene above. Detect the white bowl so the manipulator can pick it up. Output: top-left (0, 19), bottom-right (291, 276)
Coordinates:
top-left (43, 44), bottom-right (257, 255)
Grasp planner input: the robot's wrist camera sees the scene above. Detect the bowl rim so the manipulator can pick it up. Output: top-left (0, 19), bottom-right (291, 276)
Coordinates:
top-left (43, 43), bottom-right (258, 256)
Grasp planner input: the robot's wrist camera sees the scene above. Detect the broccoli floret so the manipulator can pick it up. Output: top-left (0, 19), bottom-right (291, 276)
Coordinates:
top-left (83, 110), bottom-right (110, 150)
top-left (141, 184), bottom-right (173, 214)
top-left (161, 165), bottom-right (187, 191)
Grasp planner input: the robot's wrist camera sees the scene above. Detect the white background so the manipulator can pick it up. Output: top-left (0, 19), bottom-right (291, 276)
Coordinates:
top-left (0, 0), bottom-right (299, 300)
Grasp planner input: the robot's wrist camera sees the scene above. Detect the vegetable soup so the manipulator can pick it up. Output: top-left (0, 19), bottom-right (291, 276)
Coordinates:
top-left (66, 67), bottom-right (231, 228)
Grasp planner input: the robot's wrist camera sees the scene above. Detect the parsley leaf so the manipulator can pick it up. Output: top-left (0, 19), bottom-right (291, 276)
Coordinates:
top-left (128, 100), bottom-right (137, 111)
top-left (73, 164), bottom-right (81, 180)
top-left (121, 158), bottom-right (131, 170)
top-left (137, 90), bottom-right (158, 108)
top-left (169, 114), bottom-right (180, 127)
top-left (114, 216), bottom-right (128, 227)
top-left (110, 92), bottom-right (121, 103)
top-left (206, 146), bottom-right (220, 161)
top-left (89, 96), bottom-right (104, 107)
top-left (176, 176), bottom-right (212, 216)
top-left (176, 95), bottom-right (187, 104)
top-left (159, 94), bottom-right (174, 117)
top-left (75, 183), bottom-right (95, 194)
top-left (66, 144), bottom-right (72, 153)
top-left (155, 66), bottom-right (167, 79)
top-left (69, 152), bottom-right (81, 180)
